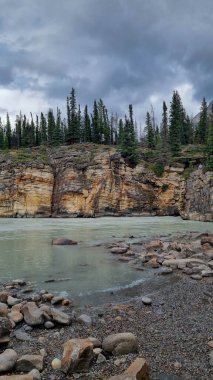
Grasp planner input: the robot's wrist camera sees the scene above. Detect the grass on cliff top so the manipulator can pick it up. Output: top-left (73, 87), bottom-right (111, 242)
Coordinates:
top-left (0, 146), bottom-right (49, 164)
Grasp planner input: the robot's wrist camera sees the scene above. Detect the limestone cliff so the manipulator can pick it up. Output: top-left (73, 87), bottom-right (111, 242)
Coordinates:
top-left (180, 169), bottom-right (213, 221)
top-left (0, 146), bottom-right (212, 220)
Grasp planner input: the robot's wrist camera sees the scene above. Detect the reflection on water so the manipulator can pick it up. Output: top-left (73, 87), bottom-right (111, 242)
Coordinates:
top-left (0, 217), bottom-right (212, 305)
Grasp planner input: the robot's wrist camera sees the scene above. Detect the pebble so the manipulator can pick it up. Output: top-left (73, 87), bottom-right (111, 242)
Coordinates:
top-left (209, 351), bottom-right (213, 366)
top-left (142, 296), bottom-right (152, 305)
top-left (51, 358), bottom-right (62, 369)
top-left (44, 321), bottom-right (55, 329)
top-left (207, 340), bottom-right (213, 348)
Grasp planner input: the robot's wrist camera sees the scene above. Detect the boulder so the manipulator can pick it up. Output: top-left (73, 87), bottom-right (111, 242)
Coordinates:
top-left (0, 293), bottom-right (9, 304)
top-left (52, 238), bottom-right (78, 245)
top-left (50, 307), bottom-right (71, 325)
top-left (201, 234), bottom-right (213, 247)
top-left (0, 317), bottom-right (13, 344)
top-left (7, 296), bottom-right (21, 307)
top-left (21, 302), bottom-right (44, 326)
top-left (61, 338), bottom-right (94, 374)
top-left (16, 355), bottom-right (43, 372)
top-left (146, 240), bottom-right (163, 251)
top-left (108, 357), bottom-right (149, 380)
top-left (110, 247), bottom-right (128, 254)
top-left (8, 308), bottom-right (23, 324)
top-left (0, 349), bottom-right (18, 373)
top-left (102, 333), bottom-right (138, 355)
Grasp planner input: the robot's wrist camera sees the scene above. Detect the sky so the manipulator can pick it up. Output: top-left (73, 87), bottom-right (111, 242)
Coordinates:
top-left (0, 0), bottom-right (213, 128)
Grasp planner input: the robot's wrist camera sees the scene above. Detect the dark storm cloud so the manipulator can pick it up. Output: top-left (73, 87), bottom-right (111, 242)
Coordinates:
top-left (0, 0), bottom-right (213, 120)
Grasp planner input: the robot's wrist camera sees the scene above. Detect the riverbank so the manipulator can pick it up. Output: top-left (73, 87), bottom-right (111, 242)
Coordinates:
top-left (0, 232), bottom-right (213, 379)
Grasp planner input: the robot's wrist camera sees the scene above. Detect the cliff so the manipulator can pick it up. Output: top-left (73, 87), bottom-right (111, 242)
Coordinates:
top-left (0, 145), bottom-right (212, 220)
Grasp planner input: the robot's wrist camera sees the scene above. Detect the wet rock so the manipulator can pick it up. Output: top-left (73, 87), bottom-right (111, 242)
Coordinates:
top-left (0, 349), bottom-right (18, 373)
top-left (21, 302), bottom-right (44, 326)
top-left (108, 357), bottom-right (149, 379)
top-left (0, 317), bottom-right (13, 344)
top-left (78, 314), bottom-right (92, 325)
top-left (201, 234), bottom-right (213, 247)
top-left (0, 304), bottom-right (8, 317)
top-left (142, 297), bottom-right (152, 305)
top-left (146, 239), bottom-right (163, 251)
top-left (201, 270), bottom-right (213, 277)
top-left (191, 274), bottom-right (202, 280)
top-left (16, 354), bottom-right (43, 372)
top-left (159, 268), bottom-right (173, 275)
top-left (41, 293), bottom-right (54, 302)
top-left (146, 258), bottom-right (159, 268)
top-left (102, 333), bottom-right (138, 355)
top-left (52, 238), bottom-right (78, 245)
top-left (51, 296), bottom-right (64, 305)
top-left (61, 338), bottom-right (93, 374)
top-left (12, 279), bottom-right (26, 286)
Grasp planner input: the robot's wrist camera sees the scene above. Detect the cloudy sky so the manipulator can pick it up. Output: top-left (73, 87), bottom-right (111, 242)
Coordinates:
top-left (0, 0), bottom-right (212, 127)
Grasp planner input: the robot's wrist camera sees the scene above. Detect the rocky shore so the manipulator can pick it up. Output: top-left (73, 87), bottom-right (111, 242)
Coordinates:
top-left (0, 232), bottom-right (213, 379)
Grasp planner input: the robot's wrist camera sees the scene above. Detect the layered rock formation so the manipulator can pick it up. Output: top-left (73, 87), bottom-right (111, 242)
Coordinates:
top-left (0, 146), bottom-right (212, 220)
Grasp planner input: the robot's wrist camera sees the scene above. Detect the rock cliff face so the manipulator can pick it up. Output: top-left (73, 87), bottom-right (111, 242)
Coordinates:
top-left (180, 169), bottom-right (213, 222)
top-left (0, 146), bottom-right (212, 220)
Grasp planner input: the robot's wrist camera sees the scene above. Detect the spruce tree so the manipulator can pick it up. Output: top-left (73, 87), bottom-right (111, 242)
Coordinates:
top-left (119, 105), bottom-right (139, 166)
top-left (40, 112), bottom-right (47, 144)
top-left (35, 115), bottom-right (41, 146)
top-left (205, 105), bottom-right (213, 170)
top-left (91, 100), bottom-right (100, 143)
top-left (197, 97), bottom-right (208, 144)
top-left (169, 91), bottom-right (182, 156)
top-left (15, 113), bottom-right (22, 148)
top-left (145, 112), bottom-right (155, 148)
top-left (66, 88), bottom-right (79, 144)
top-left (0, 118), bottom-right (4, 149)
top-left (83, 105), bottom-right (91, 142)
top-left (52, 108), bottom-right (63, 146)
top-left (47, 109), bottom-right (56, 145)
top-left (5, 113), bottom-right (12, 149)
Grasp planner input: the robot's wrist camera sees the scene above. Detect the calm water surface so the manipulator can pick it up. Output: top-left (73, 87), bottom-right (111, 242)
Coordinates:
top-left (0, 217), bottom-right (212, 305)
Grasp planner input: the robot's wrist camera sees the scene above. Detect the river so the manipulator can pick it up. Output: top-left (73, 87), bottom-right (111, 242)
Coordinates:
top-left (0, 216), bottom-right (212, 305)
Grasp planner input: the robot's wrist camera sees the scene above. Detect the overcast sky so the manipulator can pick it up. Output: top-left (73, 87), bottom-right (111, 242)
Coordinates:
top-left (0, 0), bottom-right (212, 127)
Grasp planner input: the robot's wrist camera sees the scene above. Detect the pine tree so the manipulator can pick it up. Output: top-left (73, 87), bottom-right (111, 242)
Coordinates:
top-left (145, 112), bottom-right (155, 148)
top-left (91, 100), bottom-right (100, 143)
top-left (169, 91), bottom-right (182, 156)
top-left (40, 112), bottom-right (47, 144)
top-left (66, 88), bottom-right (79, 144)
top-left (119, 105), bottom-right (139, 166)
top-left (0, 118), bottom-right (4, 149)
top-left (29, 114), bottom-right (36, 146)
top-left (52, 108), bottom-right (63, 146)
top-left (118, 118), bottom-right (124, 145)
top-left (205, 105), bottom-right (213, 170)
top-left (5, 113), bottom-right (12, 149)
top-left (83, 105), bottom-right (91, 142)
top-left (197, 97), bottom-right (208, 144)
top-left (47, 109), bottom-right (56, 145)
top-left (15, 113), bottom-right (22, 148)
top-left (35, 115), bottom-right (41, 146)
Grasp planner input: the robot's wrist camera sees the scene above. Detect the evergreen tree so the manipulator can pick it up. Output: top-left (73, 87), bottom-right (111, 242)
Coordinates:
top-left (169, 91), bottom-right (182, 156)
top-left (0, 118), bottom-right (4, 149)
top-left (145, 112), bottom-right (155, 148)
top-left (47, 109), bottom-right (56, 145)
top-left (66, 88), bottom-right (79, 144)
top-left (205, 104), bottom-right (213, 170)
top-left (91, 100), bottom-right (100, 143)
top-left (29, 114), bottom-right (36, 146)
top-left (52, 108), bottom-right (63, 145)
top-left (40, 112), bottom-right (47, 144)
top-left (4, 113), bottom-right (12, 149)
top-left (83, 105), bottom-right (91, 142)
top-left (197, 97), bottom-right (208, 144)
top-left (35, 115), bottom-right (41, 146)
top-left (119, 105), bottom-right (139, 166)
top-left (15, 113), bottom-right (22, 148)
top-left (118, 118), bottom-right (124, 145)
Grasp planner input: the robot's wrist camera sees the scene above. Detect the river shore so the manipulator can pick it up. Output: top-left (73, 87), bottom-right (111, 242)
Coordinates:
top-left (0, 232), bottom-right (213, 379)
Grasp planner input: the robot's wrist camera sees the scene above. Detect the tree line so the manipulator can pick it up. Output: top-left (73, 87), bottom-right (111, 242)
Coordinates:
top-left (0, 88), bottom-right (212, 169)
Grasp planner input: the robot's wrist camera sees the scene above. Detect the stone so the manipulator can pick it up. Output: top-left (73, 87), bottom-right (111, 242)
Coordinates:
top-left (61, 338), bottom-right (94, 374)
top-left (110, 247), bottom-right (128, 254)
top-left (7, 296), bottom-right (21, 307)
top-left (14, 330), bottom-right (32, 342)
top-left (29, 369), bottom-right (41, 380)
top-left (93, 348), bottom-right (102, 355)
top-left (202, 270), bottom-right (213, 277)
top-left (208, 341), bottom-right (213, 348)
top-left (159, 268), bottom-right (173, 275)
top-left (96, 353), bottom-right (106, 364)
top-left (0, 317), bottom-right (13, 344)
top-left (146, 258), bottom-right (159, 268)
top-left (0, 293), bottom-right (9, 304)
top-left (0, 375), bottom-right (34, 380)
top-left (52, 238), bottom-right (78, 245)
top-left (8, 309), bottom-right (23, 323)
top-left (51, 358), bottom-right (62, 369)
top-left (108, 357), bottom-right (149, 380)
top-left (50, 307), bottom-right (71, 325)
top-left (208, 261), bottom-right (213, 269)
top-left (0, 304), bottom-right (8, 317)
top-left (41, 293), bottom-right (54, 302)
top-left (142, 297), bottom-right (152, 305)
top-left (146, 240), bottom-right (163, 251)
top-left (201, 235), bottom-right (213, 247)
top-left (16, 355), bottom-right (43, 372)
top-left (88, 337), bottom-right (102, 348)
top-left (0, 349), bottom-right (18, 373)
top-left (51, 296), bottom-right (64, 305)
top-left (12, 279), bottom-right (26, 286)
top-left (44, 321), bottom-right (54, 329)
top-left (21, 302), bottom-right (44, 326)
top-left (209, 351), bottom-right (213, 367)
top-left (102, 333), bottom-right (138, 355)
top-left (78, 314), bottom-right (92, 325)
top-left (191, 274), bottom-right (202, 280)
